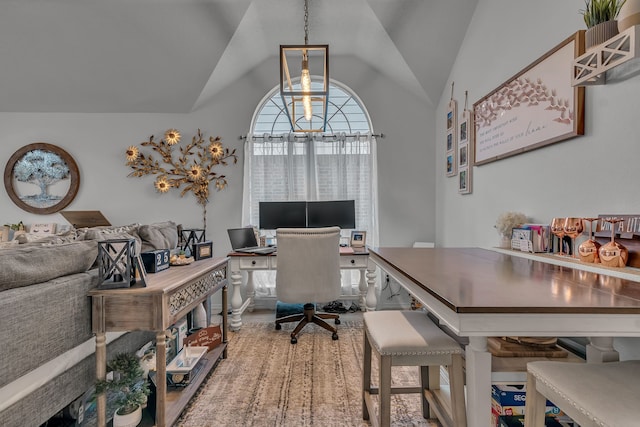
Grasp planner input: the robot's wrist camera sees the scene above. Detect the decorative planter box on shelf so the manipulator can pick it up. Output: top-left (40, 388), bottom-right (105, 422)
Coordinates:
top-left (573, 24), bottom-right (640, 86)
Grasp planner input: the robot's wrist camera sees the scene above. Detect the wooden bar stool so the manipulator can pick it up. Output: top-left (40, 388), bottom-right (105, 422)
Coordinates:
top-left (525, 360), bottom-right (640, 427)
top-left (362, 310), bottom-right (467, 427)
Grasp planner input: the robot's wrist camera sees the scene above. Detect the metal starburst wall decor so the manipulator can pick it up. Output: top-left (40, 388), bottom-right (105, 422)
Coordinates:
top-left (125, 129), bottom-right (238, 229)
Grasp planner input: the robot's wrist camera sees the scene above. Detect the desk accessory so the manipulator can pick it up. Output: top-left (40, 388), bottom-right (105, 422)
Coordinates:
top-left (193, 241), bottom-right (213, 260)
top-left (141, 249), bottom-right (170, 273)
top-left (350, 231), bottom-right (366, 248)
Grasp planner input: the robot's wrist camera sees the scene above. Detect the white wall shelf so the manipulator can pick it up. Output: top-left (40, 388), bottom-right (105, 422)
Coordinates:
top-left (573, 25), bottom-right (640, 86)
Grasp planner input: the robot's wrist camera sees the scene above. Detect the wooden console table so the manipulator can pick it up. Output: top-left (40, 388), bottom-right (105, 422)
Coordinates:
top-left (89, 257), bottom-right (228, 427)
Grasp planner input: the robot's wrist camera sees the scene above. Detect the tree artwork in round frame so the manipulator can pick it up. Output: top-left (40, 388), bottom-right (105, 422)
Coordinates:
top-left (3, 143), bottom-right (80, 214)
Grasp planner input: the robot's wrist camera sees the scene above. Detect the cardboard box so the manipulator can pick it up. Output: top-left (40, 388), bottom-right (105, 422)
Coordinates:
top-left (492, 384), bottom-right (564, 419)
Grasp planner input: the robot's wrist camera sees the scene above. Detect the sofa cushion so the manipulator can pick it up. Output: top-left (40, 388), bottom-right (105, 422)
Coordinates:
top-left (138, 221), bottom-right (179, 252)
top-left (15, 228), bottom-right (78, 245)
top-left (0, 240), bottom-right (98, 291)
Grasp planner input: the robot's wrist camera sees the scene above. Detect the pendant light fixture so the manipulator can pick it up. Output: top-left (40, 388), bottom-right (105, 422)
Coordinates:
top-left (280, 0), bottom-right (329, 133)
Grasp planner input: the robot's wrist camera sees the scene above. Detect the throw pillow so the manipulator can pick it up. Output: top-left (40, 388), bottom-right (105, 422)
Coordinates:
top-left (0, 240), bottom-right (98, 291)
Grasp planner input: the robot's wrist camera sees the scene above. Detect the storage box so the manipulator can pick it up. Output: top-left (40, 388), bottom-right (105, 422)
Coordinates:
top-left (141, 249), bottom-right (170, 273)
top-left (492, 384), bottom-right (564, 420)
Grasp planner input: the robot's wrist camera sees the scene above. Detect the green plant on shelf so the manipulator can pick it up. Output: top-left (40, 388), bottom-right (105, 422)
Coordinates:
top-left (95, 352), bottom-right (150, 416)
top-left (579, 0), bottom-right (626, 28)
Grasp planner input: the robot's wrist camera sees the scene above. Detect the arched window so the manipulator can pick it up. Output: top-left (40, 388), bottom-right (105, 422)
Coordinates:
top-left (241, 81), bottom-right (379, 299)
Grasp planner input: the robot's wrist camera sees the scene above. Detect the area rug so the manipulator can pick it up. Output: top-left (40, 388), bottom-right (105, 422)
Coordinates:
top-left (176, 321), bottom-right (440, 427)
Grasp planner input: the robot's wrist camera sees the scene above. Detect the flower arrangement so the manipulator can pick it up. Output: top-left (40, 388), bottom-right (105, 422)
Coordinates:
top-left (495, 211), bottom-right (527, 238)
top-left (125, 129), bottom-right (238, 229)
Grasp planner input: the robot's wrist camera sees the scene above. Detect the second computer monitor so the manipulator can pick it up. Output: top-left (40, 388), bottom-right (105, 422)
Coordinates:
top-left (259, 201), bottom-right (307, 229)
top-left (307, 200), bottom-right (356, 229)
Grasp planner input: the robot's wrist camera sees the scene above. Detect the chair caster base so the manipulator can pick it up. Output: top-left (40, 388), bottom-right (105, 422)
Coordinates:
top-left (332, 332), bottom-right (339, 340)
top-left (291, 336), bottom-right (298, 344)
top-left (275, 323), bottom-right (282, 330)
top-left (335, 318), bottom-right (341, 325)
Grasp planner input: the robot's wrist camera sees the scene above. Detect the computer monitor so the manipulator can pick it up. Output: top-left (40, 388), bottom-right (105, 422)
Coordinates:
top-left (306, 200), bottom-right (356, 229)
top-left (259, 201), bottom-right (307, 229)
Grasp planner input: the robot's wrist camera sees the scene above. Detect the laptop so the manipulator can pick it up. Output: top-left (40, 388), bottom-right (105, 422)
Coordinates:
top-left (227, 228), bottom-right (276, 254)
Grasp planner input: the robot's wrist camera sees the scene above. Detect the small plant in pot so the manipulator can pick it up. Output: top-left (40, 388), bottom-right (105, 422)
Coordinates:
top-left (95, 352), bottom-right (150, 427)
top-left (580, 0), bottom-right (627, 48)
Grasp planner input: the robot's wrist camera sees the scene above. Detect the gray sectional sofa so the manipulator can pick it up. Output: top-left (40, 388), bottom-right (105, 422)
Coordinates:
top-left (0, 221), bottom-right (179, 427)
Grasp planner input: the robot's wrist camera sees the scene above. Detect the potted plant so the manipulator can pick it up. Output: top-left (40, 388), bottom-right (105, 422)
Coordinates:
top-left (95, 352), bottom-right (150, 427)
top-left (580, 0), bottom-right (627, 49)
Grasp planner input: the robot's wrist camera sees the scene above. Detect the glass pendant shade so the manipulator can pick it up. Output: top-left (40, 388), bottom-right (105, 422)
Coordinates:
top-left (280, 44), bottom-right (329, 132)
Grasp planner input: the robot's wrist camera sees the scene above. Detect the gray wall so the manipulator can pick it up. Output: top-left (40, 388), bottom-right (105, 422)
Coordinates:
top-left (0, 55), bottom-right (435, 253)
top-left (436, 0), bottom-right (640, 248)
top-left (437, 0), bottom-right (640, 358)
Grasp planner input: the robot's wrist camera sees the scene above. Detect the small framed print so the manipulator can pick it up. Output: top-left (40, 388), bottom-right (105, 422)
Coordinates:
top-left (459, 145), bottom-right (468, 168)
top-left (446, 154), bottom-right (455, 176)
top-left (193, 240), bottom-right (213, 260)
top-left (350, 231), bottom-right (366, 248)
top-left (458, 168), bottom-right (470, 194)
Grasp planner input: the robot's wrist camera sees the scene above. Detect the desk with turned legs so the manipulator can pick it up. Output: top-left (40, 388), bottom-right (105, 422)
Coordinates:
top-left (227, 247), bottom-right (376, 330)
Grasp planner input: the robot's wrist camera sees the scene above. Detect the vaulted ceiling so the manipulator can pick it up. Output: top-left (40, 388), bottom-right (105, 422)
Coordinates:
top-left (0, 0), bottom-right (477, 113)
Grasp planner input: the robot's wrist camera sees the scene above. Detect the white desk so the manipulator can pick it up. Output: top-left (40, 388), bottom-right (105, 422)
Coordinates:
top-left (228, 247), bottom-right (376, 330)
top-left (369, 247), bottom-right (640, 427)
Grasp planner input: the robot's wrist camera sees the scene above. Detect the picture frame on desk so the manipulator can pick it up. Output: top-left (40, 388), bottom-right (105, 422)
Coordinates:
top-left (193, 241), bottom-right (213, 260)
top-left (350, 231), bottom-right (366, 248)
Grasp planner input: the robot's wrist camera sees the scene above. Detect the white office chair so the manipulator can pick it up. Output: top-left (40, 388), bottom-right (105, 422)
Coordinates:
top-left (274, 227), bottom-right (342, 344)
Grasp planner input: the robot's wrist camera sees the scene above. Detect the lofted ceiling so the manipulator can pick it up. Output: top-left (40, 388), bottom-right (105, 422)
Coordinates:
top-left (0, 0), bottom-right (477, 113)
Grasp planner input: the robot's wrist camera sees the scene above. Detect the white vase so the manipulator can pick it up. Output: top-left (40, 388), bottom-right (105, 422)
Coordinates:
top-left (618, 0), bottom-right (640, 32)
top-left (192, 302), bottom-right (208, 329)
top-left (113, 405), bottom-right (142, 427)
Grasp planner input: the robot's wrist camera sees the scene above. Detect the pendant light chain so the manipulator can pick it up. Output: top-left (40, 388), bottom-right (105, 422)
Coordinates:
top-left (304, 0), bottom-right (309, 45)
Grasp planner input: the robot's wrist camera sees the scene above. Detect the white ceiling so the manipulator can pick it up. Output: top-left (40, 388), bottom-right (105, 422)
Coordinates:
top-left (0, 0), bottom-right (477, 113)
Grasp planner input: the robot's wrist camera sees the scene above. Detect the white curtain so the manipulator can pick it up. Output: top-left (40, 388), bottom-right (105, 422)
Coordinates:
top-left (241, 132), bottom-right (379, 297)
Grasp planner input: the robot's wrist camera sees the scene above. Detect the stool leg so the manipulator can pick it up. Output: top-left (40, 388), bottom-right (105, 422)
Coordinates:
top-left (419, 366), bottom-right (430, 419)
top-left (379, 354), bottom-right (392, 427)
top-left (524, 371), bottom-right (546, 427)
top-left (448, 354), bottom-right (467, 427)
top-left (363, 331), bottom-right (372, 421)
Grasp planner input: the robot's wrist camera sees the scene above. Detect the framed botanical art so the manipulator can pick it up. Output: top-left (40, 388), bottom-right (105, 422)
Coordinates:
top-left (474, 31), bottom-right (585, 165)
top-left (445, 87), bottom-right (458, 177)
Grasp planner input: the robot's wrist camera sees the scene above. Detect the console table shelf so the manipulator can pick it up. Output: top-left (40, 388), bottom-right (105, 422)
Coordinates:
top-left (89, 257), bottom-right (229, 427)
top-left (145, 343), bottom-right (226, 426)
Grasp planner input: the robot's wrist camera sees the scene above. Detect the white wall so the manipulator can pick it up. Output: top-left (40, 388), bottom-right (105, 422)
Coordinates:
top-left (436, 0), bottom-right (640, 248)
top-left (0, 56), bottom-right (435, 253)
top-left (436, 0), bottom-right (640, 358)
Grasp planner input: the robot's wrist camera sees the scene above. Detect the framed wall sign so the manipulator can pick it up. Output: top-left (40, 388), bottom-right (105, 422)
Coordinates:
top-left (4, 143), bottom-right (80, 214)
top-left (473, 31), bottom-right (585, 165)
